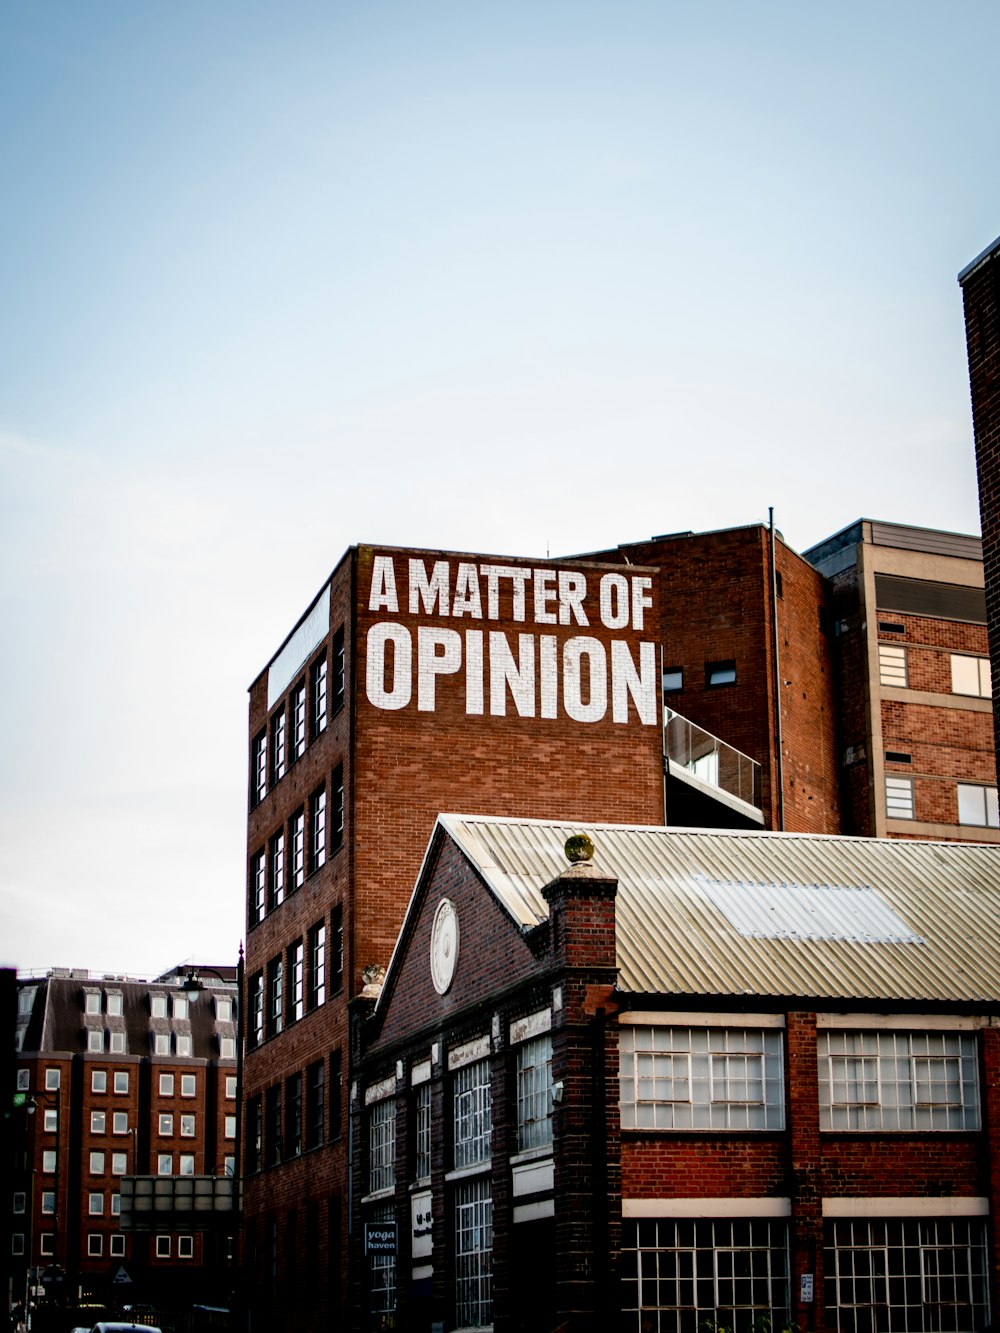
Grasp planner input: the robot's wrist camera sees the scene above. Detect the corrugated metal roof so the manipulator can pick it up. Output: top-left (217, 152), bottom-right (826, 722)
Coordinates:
top-left (438, 815), bottom-right (1000, 1004)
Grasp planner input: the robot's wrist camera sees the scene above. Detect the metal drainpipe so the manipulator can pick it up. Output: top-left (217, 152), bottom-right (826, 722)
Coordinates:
top-left (769, 508), bottom-right (785, 831)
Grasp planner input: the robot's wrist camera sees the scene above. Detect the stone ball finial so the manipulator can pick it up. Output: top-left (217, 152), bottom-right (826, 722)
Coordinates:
top-left (565, 833), bottom-right (595, 864)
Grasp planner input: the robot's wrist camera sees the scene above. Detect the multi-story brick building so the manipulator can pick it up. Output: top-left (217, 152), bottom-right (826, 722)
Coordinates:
top-left (244, 522), bottom-right (994, 1329)
top-left (960, 233), bottom-right (1000, 765)
top-left (351, 814), bottom-right (1000, 1333)
top-left (11, 964), bottom-right (238, 1317)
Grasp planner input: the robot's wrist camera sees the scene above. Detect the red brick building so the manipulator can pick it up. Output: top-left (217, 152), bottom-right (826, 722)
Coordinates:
top-left (960, 234), bottom-right (1000, 767)
top-left (11, 965), bottom-right (238, 1316)
top-left (352, 814), bottom-right (1000, 1333)
top-left (243, 523), bottom-right (994, 1330)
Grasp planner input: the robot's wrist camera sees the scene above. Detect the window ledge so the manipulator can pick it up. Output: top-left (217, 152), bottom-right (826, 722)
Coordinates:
top-left (445, 1161), bottom-right (491, 1183)
top-left (360, 1186), bottom-right (395, 1204)
top-left (510, 1146), bottom-right (552, 1167)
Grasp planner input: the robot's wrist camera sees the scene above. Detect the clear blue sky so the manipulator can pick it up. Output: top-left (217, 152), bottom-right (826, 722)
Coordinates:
top-left (2, 0), bottom-right (997, 976)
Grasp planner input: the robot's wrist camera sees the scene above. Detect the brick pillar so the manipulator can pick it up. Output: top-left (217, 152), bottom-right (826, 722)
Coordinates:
top-left (542, 849), bottom-right (620, 1333)
top-left (786, 1011), bottom-right (824, 1332)
top-left (981, 1023), bottom-right (1000, 1322)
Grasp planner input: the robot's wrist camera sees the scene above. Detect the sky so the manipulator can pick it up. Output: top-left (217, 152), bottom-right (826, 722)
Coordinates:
top-left (2, 0), bottom-right (998, 979)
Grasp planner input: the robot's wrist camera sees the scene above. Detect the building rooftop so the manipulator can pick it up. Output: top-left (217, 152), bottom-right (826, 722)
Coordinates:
top-left (433, 814), bottom-right (1000, 1006)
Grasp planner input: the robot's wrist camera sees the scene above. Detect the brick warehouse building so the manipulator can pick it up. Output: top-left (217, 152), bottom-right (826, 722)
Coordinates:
top-left (11, 965), bottom-right (238, 1317)
top-left (243, 521), bottom-right (995, 1330)
top-left (960, 234), bottom-right (1000, 768)
top-left (351, 814), bottom-right (1000, 1333)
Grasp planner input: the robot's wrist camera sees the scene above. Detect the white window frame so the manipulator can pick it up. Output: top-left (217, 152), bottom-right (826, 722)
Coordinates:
top-left (179, 1153), bottom-right (195, 1176)
top-left (45, 1068), bottom-right (61, 1091)
top-left (40, 1192), bottom-right (55, 1215)
top-left (88, 1029), bottom-right (105, 1053)
top-left (151, 994), bottom-right (168, 1018)
top-left (159, 1113), bottom-right (174, 1136)
top-left (180, 1114), bottom-right (195, 1138)
top-left (453, 1058), bottom-right (492, 1169)
top-left (106, 992), bottom-right (123, 1017)
top-left (109, 1031), bottom-right (125, 1054)
top-left (159, 1073), bottom-right (175, 1096)
top-left (885, 775), bottom-right (915, 820)
top-left (178, 1234), bottom-right (194, 1259)
top-left (42, 1151), bottom-right (57, 1173)
top-left (113, 1071), bottom-right (129, 1094)
top-left (368, 1097), bottom-right (396, 1195)
top-left (90, 1111), bottom-right (106, 1135)
top-left (175, 1034), bottom-right (192, 1057)
top-left (157, 1154), bottom-right (173, 1176)
top-left (181, 1074), bottom-right (196, 1097)
top-left (516, 1035), bottom-right (553, 1153)
top-left (92, 1070), bottom-right (107, 1093)
top-left (85, 991), bottom-right (102, 1015)
top-left (216, 997), bottom-right (233, 1023)
top-left (89, 1151), bottom-right (105, 1174)
top-left (154, 1034), bottom-right (170, 1056)
top-left (88, 1233), bottom-right (104, 1257)
top-left (957, 783), bottom-right (999, 828)
top-left (951, 653), bottom-right (991, 698)
top-left (619, 1026), bottom-right (785, 1131)
top-left (878, 643), bottom-right (908, 687)
top-left (112, 1152), bottom-right (127, 1176)
top-left (112, 1112), bottom-right (129, 1135)
top-left (818, 1030), bottom-right (980, 1131)
top-left (155, 1234), bottom-right (171, 1258)
top-left (88, 1191), bottom-right (104, 1215)
top-left (455, 1177), bottom-right (493, 1328)
top-left (110, 1234), bottom-right (125, 1257)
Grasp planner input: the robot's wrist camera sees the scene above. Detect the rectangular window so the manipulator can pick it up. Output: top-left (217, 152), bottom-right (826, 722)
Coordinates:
top-left (271, 709), bottom-right (286, 784)
top-left (175, 1034), bottom-right (192, 1057)
top-left (453, 1059), bottom-right (492, 1169)
top-left (216, 997), bottom-right (233, 1023)
top-left (110, 1234), bottom-right (125, 1257)
top-left (957, 783), bottom-right (1000, 828)
top-left (455, 1178), bottom-right (493, 1328)
top-left (88, 1029), bottom-right (105, 1053)
top-left (414, 1082), bottom-right (431, 1181)
top-left (85, 991), bottom-right (101, 1015)
top-left (151, 994), bottom-right (167, 1018)
top-left (308, 922), bottom-right (326, 1010)
top-left (662, 666), bottom-right (683, 693)
top-left (13, 1192), bottom-right (26, 1215)
top-left (827, 1218), bottom-right (988, 1331)
top-left (220, 1036), bottom-right (236, 1059)
top-left (92, 1070), bottom-right (107, 1093)
top-left (310, 787), bottom-right (327, 872)
top-left (290, 941), bottom-right (305, 1022)
top-left (368, 1097), bottom-right (396, 1194)
top-left (292, 682), bottom-right (307, 760)
top-left (516, 1035), bottom-right (553, 1152)
top-left (90, 1151), bottom-right (105, 1174)
top-left (88, 1233), bottom-right (103, 1256)
top-left (819, 1030), bottom-right (980, 1130)
top-left (154, 1033), bottom-right (170, 1056)
top-left (878, 643), bottom-right (908, 687)
top-left (286, 1073), bottom-right (303, 1159)
top-left (622, 1217), bottom-right (790, 1331)
top-left (110, 1031), bottom-right (125, 1054)
top-left (40, 1192), bottom-right (54, 1215)
top-left (88, 1191), bottom-right (104, 1215)
top-left (159, 1073), bottom-right (174, 1096)
top-left (113, 1071), bottom-right (129, 1094)
top-left (43, 1109), bottom-right (58, 1132)
top-left (251, 730), bottom-right (267, 806)
top-left (226, 1075), bottom-right (237, 1099)
top-left (178, 1235), bottom-right (194, 1259)
top-left (268, 957), bottom-right (284, 1038)
top-left (180, 1114), bottom-right (195, 1137)
top-left (369, 1200), bottom-right (396, 1324)
top-left (112, 1152), bottom-right (127, 1175)
top-left (706, 659), bottom-right (736, 687)
top-left (291, 809), bottom-right (305, 890)
top-left (156, 1235), bottom-right (171, 1258)
top-left (619, 1025), bottom-right (785, 1131)
top-left (332, 627), bottom-right (346, 713)
top-left (159, 1114), bottom-right (174, 1135)
top-left (112, 1112), bottom-right (128, 1134)
top-left (179, 1153), bottom-right (195, 1175)
top-left (11, 1234), bottom-right (25, 1256)
top-left (40, 1233), bottom-right (54, 1256)
top-left (269, 831), bottom-right (285, 910)
top-left (306, 1060), bottom-right (325, 1151)
top-left (332, 904), bottom-right (344, 992)
top-left (247, 1097), bottom-right (262, 1174)
top-left (173, 995), bottom-right (189, 1020)
top-left (311, 653), bottom-right (328, 737)
top-left (250, 850), bottom-right (266, 926)
top-left (91, 1111), bottom-right (106, 1134)
top-left (45, 1068), bottom-right (61, 1091)
top-left (885, 775), bottom-right (915, 820)
top-left (951, 653), bottom-right (992, 698)
top-left (158, 1153), bottom-right (172, 1175)
top-left (225, 1115), bottom-right (236, 1140)
top-left (42, 1151), bottom-right (57, 1173)
top-left (181, 1074), bottom-right (196, 1097)
top-left (331, 766), bottom-right (345, 853)
top-left (106, 992), bottom-right (123, 1016)
top-left (330, 1049), bottom-right (343, 1140)
top-left (250, 972), bottom-right (264, 1047)
top-left (265, 1086), bottom-right (282, 1168)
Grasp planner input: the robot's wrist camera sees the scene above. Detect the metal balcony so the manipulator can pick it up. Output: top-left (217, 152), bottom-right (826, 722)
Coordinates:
top-left (664, 707), bottom-right (762, 825)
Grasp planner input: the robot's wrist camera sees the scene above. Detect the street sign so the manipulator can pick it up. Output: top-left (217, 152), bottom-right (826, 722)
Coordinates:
top-left (112, 1266), bottom-right (132, 1286)
top-left (13, 1092), bottom-right (26, 1108)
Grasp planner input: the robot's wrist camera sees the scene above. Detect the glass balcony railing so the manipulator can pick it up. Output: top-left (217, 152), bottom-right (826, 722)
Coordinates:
top-left (664, 707), bottom-right (761, 810)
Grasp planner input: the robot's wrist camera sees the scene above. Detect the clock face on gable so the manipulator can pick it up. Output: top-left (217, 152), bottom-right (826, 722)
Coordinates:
top-left (430, 898), bottom-right (459, 995)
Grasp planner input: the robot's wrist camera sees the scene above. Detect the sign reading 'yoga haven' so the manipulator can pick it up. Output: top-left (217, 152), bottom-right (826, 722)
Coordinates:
top-left (363, 552), bottom-right (659, 726)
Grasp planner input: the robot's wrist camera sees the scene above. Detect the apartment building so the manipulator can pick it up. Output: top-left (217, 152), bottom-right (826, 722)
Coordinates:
top-left (350, 814), bottom-right (1000, 1333)
top-left (11, 965), bottom-right (238, 1314)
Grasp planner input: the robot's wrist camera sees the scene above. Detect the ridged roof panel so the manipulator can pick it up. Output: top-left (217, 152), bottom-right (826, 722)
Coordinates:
top-left (438, 815), bottom-right (1000, 1004)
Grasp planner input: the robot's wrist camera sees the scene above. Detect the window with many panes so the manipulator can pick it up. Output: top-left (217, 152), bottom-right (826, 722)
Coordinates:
top-left (250, 851), bottom-right (266, 925)
top-left (818, 1030), bottom-right (980, 1131)
top-left (311, 653), bottom-right (328, 737)
top-left (292, 682), bottom-right (307, 760)
top-left (455, 1177), bottom-right (492, 1328)
top-left (622, 1218), bottom-right (790, 1332)
top-left (310, 787), bottom-right (327, 872)
top-left (951, 653), bottom-right (992, 698)
top-left (268, 958), bottom-right (284, 1037)
top-left (291, 810), bottom-right (305, 889)
top-left (368, 1097), bottom-right (396, 1194)
top-left (331, 766), bottom-right (344, 853)
top-left (308, 922), bottom-right (326, 1009)
top-left (271, 709), bottom-right (286, 784)
top-left (827, 1218), bottom-right (988, 1332)
top-left (306, 1060), bottom-right (324, 1150)
top-left (332, 905), bottom-right (344, 993)
top-left (878, 643), bottom-right (908, 687)
top-left (619, 1025), bottom-right (785, 1130)
top-left (251, 731), bottom-right (267, 806)
top-left (453, 1059), bottom-right (491, 1169)
top-left (516, 1035), bottom-right (553, 1152)
top-left (369, 1201), bottom-right (396, 1325)
top-left (957, 783), bottom-right (999, 828)
top-left (286, 1073), bottom-right (303, 1159)
top-left (269, 832), bottom-right (285, 910)
top-left (332, 627), bottom-right (345, 713)
top-left (250, 972), bottom-right (264, 1047)
top-left (290, 941), bottom-right (304, 1022)
top-left (414, 1081), bottom-right (431, 1180)
top-left (885, 775), bottom-right (915, 820)
top-left (265, 1086), bottom-right (282, 1167)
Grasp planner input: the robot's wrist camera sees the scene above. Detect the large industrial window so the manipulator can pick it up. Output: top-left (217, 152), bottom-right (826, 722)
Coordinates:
top-left (957, 783), bottom-right (999, 828)
top-left (305, 1060), bottom-right (324, 1151)
top-left (290, 809), bottom-right (305, 890)
top-left (331, 765), bottom-right (345, 853)
top-left (332, 626), bottom-right (346, 713)
top-left (369, 1201), bottom-right (396, 1324)
top-left (414, 1082), bottom-right (432, 1180)
top-left (250, 851), bottom-right (266, 926)
top-left (368, 1097), bottom-right (396, 1195)
top-left (292, 682), bottom-right (307, 760)
top-left (619, 1026), bottom-right (785, 1131)
top-left (827, 1218), bottom-right (989, 1333)
top-left (251, 731), bottom-right (267, 806)
top-left (310, 787), bottom-right (327, 872)
top-left (285, 1073), bottom-right (302, 1159)
top-left (308, 922), bottom-right (326, 1009)
top-left (453, 1059), bottom-right (492, 1169)
top-left (267, 958), bottom-right (283, 1038)
top-left (951, 653), bottom-right (991, 699)
top-left (270, 708), bottom-right (286, 784)
top-left (289, 940), bottom-right (304, 1023)
top-left (622, 1217), bottom-right (790, 1333)
top-left (269, 832), bottom-right (285, 911)
top-left (311, 652), bottom-right (328, 737)
top-left (455, 1177), bottom-right (493, 1328)
top-left (878, 643), bottom-right (908, 687)
top-left (516, 1036), bottom-right (553, 1152)
top-left (818, 1030), bottom-right (980, 1131)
